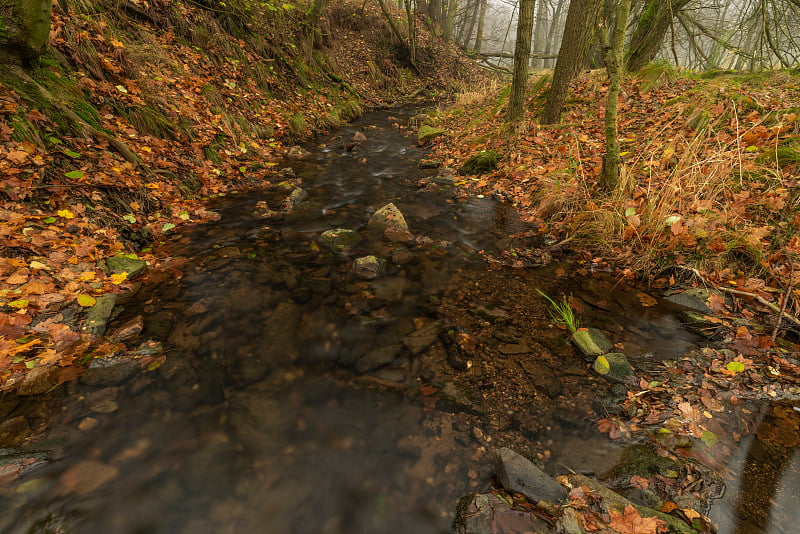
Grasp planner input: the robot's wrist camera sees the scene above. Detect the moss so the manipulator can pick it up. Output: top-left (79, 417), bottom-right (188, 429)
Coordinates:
top-left (114, 104), bottom-right (176, 138)
top-left (458, 150), bottom-right (500, 175)
top-left (603, 444), bottom-right (682, 481)
top-left (73, 100), bottom-right (100, 128)
top-left (757, 144), bottom-right (800, 167)
top-left (288, 113), bottom-right (306, 138)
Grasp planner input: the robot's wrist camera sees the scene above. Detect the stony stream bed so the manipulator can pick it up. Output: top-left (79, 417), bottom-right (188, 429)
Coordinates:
top-left (0, 110), bottom-right (798, 533)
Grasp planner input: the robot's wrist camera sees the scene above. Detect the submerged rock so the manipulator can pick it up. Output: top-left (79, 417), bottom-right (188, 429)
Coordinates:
top-left (17, 365), bottom-right (61, 396)
top-left (286, 187), bottom-right (307, 209)
top-left (453, 493), bottom-right (556, 534)
top-left (81, 353), bottom-right (142, 386)
top-left (367, 203), bottom-right (408, 234)
top-left (663, 287), bottom-right (722, 313)
top-left (494, 447), bottom-right (567, 503)
top-left (319, 228), bottom-right (361, 254)
top-left (571, 328), bottom-right (612, 359)
top-left (402, 322), bottom-right (440, 354)
top-left (353, 255), bottom-right (385, 279)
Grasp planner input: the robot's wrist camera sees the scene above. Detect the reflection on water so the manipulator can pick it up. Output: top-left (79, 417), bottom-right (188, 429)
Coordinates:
top-left (710, 401), bottom-right (800, 534)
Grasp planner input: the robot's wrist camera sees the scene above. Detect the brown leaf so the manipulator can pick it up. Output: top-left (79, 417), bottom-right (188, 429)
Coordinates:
top-left (637, 292), bottom-right (658, 307)
top-left (607, 504), bottom-right (663, 534)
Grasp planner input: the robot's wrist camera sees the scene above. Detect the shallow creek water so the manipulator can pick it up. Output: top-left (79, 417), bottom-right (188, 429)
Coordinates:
top-left (0, 110), bottom-right (797, 533)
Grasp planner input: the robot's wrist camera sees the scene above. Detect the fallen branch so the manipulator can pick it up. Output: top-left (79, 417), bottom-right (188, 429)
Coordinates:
top-left (718, 287), bottom-right (800, 327)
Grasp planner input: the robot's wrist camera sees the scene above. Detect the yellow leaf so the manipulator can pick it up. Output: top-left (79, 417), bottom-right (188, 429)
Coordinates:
top-left (130, 201), bottom-right (140, 211)
top-left (77, 294), bottom-right (96, 307)
top-left (110, 272), bottom-right (128, 284)
top-left (29, 260), bottom-right (49, 270)
top-left (8, 299), bottom-right (29, 309)
top-left (57, 209), bottom-right (75, 219)
top-left (145, 183), bottom-right (159, 189)
top-left (78, 271), bottom-right (97, 282)
top-left (141, 146), bottom-right (152, 153)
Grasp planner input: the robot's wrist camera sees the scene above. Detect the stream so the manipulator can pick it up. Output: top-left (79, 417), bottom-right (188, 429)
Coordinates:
top-left (0, 109), bottom-right (797, 533)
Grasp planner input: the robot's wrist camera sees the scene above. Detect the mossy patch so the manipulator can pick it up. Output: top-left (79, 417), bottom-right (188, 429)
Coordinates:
top-left (458, 150), bottom-right (500, 175)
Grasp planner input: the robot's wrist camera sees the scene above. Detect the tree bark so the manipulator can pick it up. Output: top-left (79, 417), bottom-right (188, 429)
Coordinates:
top-left (541, 0), bottom-right (604, 124)
top-left (600, 0), bottom-right (631, 190)
top-left (443, 0), bottom-right (457, 42)
top-left (473, 0), bottom-right (487, 53)
top-left (625, 0), bottom-right (690, 72)
top-left (0, 0), bottom-right (52, 62)
top-left (506, 0), bottom-right (536, 122)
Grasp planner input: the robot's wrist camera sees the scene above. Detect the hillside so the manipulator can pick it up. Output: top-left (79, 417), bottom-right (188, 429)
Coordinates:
top-left (0, 0), bottom-right (483, 387)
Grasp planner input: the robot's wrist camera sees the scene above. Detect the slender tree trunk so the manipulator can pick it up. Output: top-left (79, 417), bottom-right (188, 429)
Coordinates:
top-left (600, 0), bottom-right (631, 190)
top-left (531, 0), bottom-right (548, 68)
top-left (500, 1), bottom-right (518, 55)
top-left (541, 0), bottom-right (604, 124)
top-left (429, 0), bottom-right (441, 25)
top-left (404, 0), bottom-right (417, 62)
top-left (473, 0), bottom-right (488, 53)
top-left (443, 0), bottom-right (457, 42)
top-left (626, 0), bottom-right (690, 72)
top-left (506, 0), bottom-right (536, 122)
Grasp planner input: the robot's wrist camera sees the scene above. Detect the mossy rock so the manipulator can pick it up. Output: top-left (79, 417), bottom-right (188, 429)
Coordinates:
top-left (106, 255), bottom-right (148, 279)
top-left (458, 150), bottom-right (500, 176)
top-left (571, 328), bottom-right (612, 359)
top-left (592, 353), bottom-right (634, 383)
top-left (319, 228), bottom-right (361, 254)
top-left (288, 113), bottom-right (306, 138)
top-left (417, 125), bottom-right (445, 144)
top-left (603, 444), bottom-right (682, 481)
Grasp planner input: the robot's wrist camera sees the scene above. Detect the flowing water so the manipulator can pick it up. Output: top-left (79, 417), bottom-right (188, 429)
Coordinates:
top-left (0, 110), bottom-right (796, 534)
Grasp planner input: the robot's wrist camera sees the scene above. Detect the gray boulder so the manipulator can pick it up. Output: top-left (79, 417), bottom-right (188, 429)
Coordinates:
top-left (494, 447), bottom-right (567, 503)
top-left (82, 293), bottom-right (116, 336)
top-left (106, 255), bottom-right (147, 279)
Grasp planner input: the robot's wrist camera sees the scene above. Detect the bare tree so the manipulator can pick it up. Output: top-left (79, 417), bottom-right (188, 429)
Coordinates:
top-left (541, 0), bottom-right (604, 124)
top-left (506, 0), bottom-right (536, 121)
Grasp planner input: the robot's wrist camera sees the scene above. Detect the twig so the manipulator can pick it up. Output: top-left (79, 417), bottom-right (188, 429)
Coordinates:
top-left (718, 287), bottom-right (800, 327)
top-left (772, 253), bottom-right (795, 341)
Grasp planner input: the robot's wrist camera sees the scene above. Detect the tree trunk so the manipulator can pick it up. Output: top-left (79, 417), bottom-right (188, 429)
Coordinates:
top-left (600, 0), bottom-right (631, 190)
top-left (0, 0), bottom-right (52, 62)
top-left (531, 0), bottom-right (548, 68)
top-left (429, 0), bottom-right (441, 25)
top-left (443, 0), bottom-right (457, 42)
top-left (625, 0), bottom-right (690, 72)
top-left (473, 0), bottom-right (487, 53)
top-left (541, 0), bottom-right (604, 124)
top-left (506, 0), bottom-right (536, 122)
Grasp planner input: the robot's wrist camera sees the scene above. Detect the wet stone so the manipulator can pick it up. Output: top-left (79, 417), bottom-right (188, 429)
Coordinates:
top-left (287, 187), bottom-right (307, 209)
top-left (453, 493), bottom-right (557, 534)
top-left (319, 228), bottom-right (362, 254)
top-left (473, 304), bottom-right (511, 324)
top-left (356, 345), bottom-right (402, 373)
top-left (384, 226), bottom-right (415, 243)
top-left (402, 322), bottom-right (441, 354)
top-left (571, 328), bottom-right (612, 359)
top-left (81, 353), bottom-right (142, 387)
top-left (592, 353), bottom-right (634, 384)
top-left (82, 293), bottom-right (116, 336)
top-left (495, 447), bottom-right (567, 504)
top-left (17, 365), bottom-right (61, 396)
top-left (353, 255), bottom-right (385, 280)
top-left (0, 416), bottom-right (31, 447)
top-left (437, 381), bottom-right (486, 415)
top-left (663, 287), bottom-right (720, 313)
top-left (367, 203), bottom-right (408, 234)
top-left (106, 255), bottom-right (147, 279)
top-left (498, 343), bottom-right (530, 355)
top-left (390, 247), bottom-right (414, 265)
